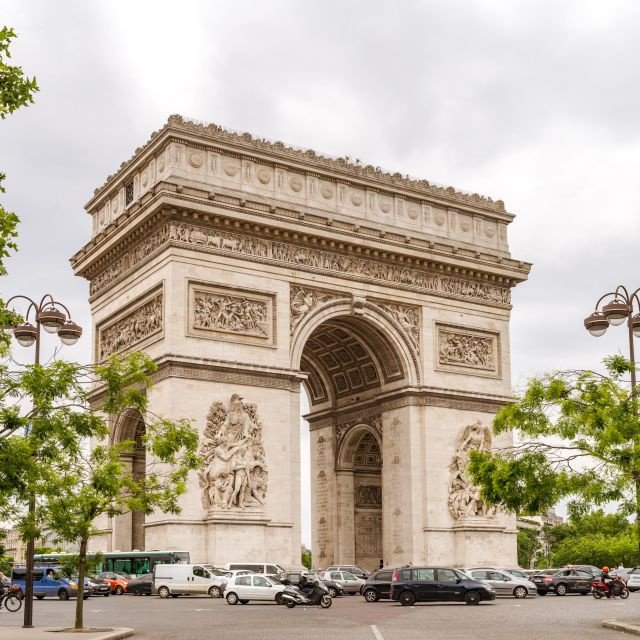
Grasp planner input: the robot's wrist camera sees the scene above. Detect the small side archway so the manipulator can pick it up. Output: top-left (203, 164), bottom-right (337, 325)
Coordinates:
top-left (112, 408), bottom-right (146, 551)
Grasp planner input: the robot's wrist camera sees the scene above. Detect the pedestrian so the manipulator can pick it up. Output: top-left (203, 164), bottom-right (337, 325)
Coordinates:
top-left (0, 572), bottom-right (10, 588)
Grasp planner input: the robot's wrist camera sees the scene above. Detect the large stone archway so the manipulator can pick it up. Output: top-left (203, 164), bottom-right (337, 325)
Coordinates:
top-left (72, 116), bottom-right (531, 567)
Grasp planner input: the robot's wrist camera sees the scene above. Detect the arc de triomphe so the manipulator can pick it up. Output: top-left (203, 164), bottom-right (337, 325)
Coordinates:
top-left (72, 115), bottom-right (530, 570)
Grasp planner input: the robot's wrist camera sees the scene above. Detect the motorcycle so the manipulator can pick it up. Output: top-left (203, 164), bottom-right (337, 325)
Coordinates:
top-left (592, 579), bottom-right (629, 600)
top-left (280, 581), bottom-right (332, 609)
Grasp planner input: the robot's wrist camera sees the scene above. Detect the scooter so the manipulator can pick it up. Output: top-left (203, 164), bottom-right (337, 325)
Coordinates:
top-left (280, 581), bottom-right (332, 609)
top-left (592, 579), bottom-right (630, 600)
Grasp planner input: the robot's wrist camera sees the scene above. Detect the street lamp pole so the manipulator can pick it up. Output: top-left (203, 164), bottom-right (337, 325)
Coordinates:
top-left (584, 284), bottom-right (640, 551)
top-left (5, 294), bottom-right (82, 629)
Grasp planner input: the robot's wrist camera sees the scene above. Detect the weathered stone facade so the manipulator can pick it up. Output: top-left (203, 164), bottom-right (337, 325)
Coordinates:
top-left (72, 116), bottom-right (530, 569)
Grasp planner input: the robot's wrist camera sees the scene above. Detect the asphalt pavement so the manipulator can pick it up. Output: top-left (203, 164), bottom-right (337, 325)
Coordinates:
top-left (0, 592), bottom-right (634, 640)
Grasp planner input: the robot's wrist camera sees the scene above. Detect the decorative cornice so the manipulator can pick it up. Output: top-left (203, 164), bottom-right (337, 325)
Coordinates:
top-left (89, 115), bottom-right (512, 217)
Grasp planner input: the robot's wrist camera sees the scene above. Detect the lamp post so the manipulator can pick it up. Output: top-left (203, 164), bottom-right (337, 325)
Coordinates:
top-left (584, 284), bottom-right (640, 553)
top-left (583, 285), bottom-right (640, 393)
top-left (5, 294), bottom-right (82, 629)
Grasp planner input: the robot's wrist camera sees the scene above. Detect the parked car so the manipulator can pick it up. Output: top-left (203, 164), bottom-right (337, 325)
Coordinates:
top-left (463, 569), bottom-right (536, 598)
top-left (11, 566), bottom-right (84, 601)
top-left (326, 565), bottom-right (369, 580)
top-left (564, 564), bottom-right (601, 576)
top-left (361, 567), bottom-right (397, 602)
top-left (391, 566), bottom-right (496, 606)
top-left (224, 563), bottom-right (285, 577)
top-left (221, 569), bottom-right (255, 589)
top-left (530, 568), bottom-right (593, 596)
top-left (279, 571), bottom-right (343, 598)
top-left (98, 572), bottom-right (129, 594)
top-left (322, 570), bottom-right (365, 594)
top-left (467, 567), bottom-right (529, 580)
top-left (154, 564), bottom-right (227, 598)
top-left (127, 573), bottom-right (153, 596)
top-left (625, 567), bottom-right (640, 591)
top-left (84, 576), bottom-right (111, 597)
top-left (224, 574), bottom-right (287, 605)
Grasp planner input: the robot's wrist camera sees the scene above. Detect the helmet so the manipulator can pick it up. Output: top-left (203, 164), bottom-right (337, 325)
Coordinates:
top-left (602, 567), bottom-right (609, 573)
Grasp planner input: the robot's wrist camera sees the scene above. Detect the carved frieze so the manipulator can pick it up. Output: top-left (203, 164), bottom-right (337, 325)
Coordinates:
top-left (375, 301), bottom-right (420, 352)
top-left (448, 421), bottom-right (497, 519)
top-left (290, 286), bottom-right (342, 335)
top-left (335, 413), bottom-right (382, 448)
top-left (199, 394), bottom-right (268, 511)
top-left (356, 484), bottom-right (382, 507)
top-left (187, 282), bottom-right (276, 347)
top-left (436, 323), bottom-right (500, 377)
top-left (89, 221), bottom-right (512, 308)
top-left (97, 288), bottom-right (163, 360)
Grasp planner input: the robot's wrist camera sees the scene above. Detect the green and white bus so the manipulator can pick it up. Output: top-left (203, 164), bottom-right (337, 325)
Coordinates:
top-left (33, 550), bottom-right (190, 577)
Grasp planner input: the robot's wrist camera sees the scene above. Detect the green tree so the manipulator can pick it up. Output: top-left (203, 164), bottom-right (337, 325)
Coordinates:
top-left (517, 528), bottom-right (541, 569)
top-left (469, 356), bottom-right (640, 551)
top-left (0, 353), bottom-right (199, 629)
top-left (0, 27), bottom-right (39, 349)
top-left (301, 545), bottom-right (312, 570)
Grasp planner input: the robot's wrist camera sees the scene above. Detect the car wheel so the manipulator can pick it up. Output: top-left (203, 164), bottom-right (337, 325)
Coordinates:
top-left (275, 593), bottom-right (284, 605)
top-left (328, 587), bottom-right (338, 598)
top-left (399, 591), bottom-right (416, 606)
top-left (513, 586), bottom-right (527, 599)
top-left (58, 589), bottom-right (70, 601)
top-left (35, 595), bottom-right (45, 600)
top-left (115, 586), bottom-right (124, 595)
top-left (555, 583), bottom-right (567, 596)
top-left (464, 590), bottom-right (481, 606)
top-left (132, 586), bottom-right (142, 596)
top-left (226, 592), bottom-right (239, 605)
top-left (363, 588), bottom-right (379, 603)
top-left (208, 586), bottom-right (221, 598)
top-left (158, 586), bottom-right (171, 599)
top-left (239, 599), bottom-right (249, 604)
top-left (103, 592), bottom-right (110, 597)
top-left (285, 600), bottom-right (296, 608)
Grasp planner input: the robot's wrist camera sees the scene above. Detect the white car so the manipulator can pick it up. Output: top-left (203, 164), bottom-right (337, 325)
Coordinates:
top-left (626, 567), bottom-right (640, 591)
top-left (322, 570), bottom-right (365, 594)
top-left (224, 574), bottom-right (287, 605)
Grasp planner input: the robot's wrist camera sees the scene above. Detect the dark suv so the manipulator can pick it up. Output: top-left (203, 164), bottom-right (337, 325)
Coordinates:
top-left (362, 568), bottom-right (396, 602)
top-left (391, 566), bottom-right (496, 606)
top-left (531, 568), bottom-right (594, 596)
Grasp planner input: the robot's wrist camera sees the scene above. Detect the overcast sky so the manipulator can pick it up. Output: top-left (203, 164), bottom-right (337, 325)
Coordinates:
top-left (2, 0), bottom-right (640, 546)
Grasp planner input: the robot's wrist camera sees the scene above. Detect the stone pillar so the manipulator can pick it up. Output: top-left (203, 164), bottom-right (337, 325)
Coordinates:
top-left (335, 470), bottom-right (355, 563)
top-left (310, 426), bottom-right (336, 567)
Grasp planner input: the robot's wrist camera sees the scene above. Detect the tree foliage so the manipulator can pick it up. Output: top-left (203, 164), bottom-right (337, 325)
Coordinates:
top-left (517, 528), bottom-right (541, 569)
top-left (469, 357), bottom-right (640, 546)
top-left (0, 352), bottom-right (200, 629)
top-left (301, 545), bottom-right (312, 570)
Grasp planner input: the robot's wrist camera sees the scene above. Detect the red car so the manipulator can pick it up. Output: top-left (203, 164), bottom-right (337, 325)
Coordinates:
top-left (97, 572), bottom-right (129, 595)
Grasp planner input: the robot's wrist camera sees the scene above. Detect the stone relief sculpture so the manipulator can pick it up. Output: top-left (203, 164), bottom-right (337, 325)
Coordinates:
top-left (98, 293), bottom-right (163, 359)
top-left (448, 421), bottom-right (497, 519)
top-left (439, 330), bottom-right (495, 370)
top-left (290, 287), bottom-right (339, 335)
top-left (193, 292), bottom-right (268, 337)
top-left (199, 394), bottom-right (268, 510)
top-left (377, 302), bottom-right (420, 352)
top-left (356, 484), bottom-right (382, 507)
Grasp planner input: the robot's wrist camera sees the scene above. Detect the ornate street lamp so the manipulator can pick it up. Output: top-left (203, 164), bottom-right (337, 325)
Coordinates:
top-left (5, 294), bottom-right (82, 629)
top-left (584, 285), bottom-right (640, 392)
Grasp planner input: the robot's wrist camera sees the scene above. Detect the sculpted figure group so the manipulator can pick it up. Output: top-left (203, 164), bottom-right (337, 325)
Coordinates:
top-left (448, 421), bottom-right (497, 519)
top-left (199, 394), bottom-right (269, 510)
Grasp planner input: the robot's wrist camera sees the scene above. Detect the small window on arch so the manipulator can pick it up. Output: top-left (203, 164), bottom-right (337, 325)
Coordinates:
top-left (125, 181), bottom-right (134, 206)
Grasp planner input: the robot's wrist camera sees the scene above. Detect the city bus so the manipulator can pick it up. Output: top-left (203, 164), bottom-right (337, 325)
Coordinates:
top-left (32, 550), bottom-right (190, 577)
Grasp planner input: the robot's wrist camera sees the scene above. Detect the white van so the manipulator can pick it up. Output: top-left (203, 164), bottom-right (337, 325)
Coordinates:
top-left (153, 564), bottom-right (227, 598)
top-left (224, 562), bottom-right (285, 576)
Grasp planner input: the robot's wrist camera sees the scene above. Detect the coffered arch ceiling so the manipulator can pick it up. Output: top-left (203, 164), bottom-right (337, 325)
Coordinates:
top-left (300, 316), bottom-right (406, 408)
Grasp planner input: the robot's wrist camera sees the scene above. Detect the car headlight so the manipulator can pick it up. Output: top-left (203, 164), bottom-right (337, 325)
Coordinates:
top-left (486, 585), bottom-right (495, 592)
top-left (68, 582), bottom-right (77, 588)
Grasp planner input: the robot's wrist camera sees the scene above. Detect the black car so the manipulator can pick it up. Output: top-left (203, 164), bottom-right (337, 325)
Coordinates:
top-left (279, 571), bottom-right (344, 598)
top-left (390, 566), bottom-right (496, 606)
top-left (530, 568), bottom-right (594, 596)
top-left (127, 573), bottom-right (153, 596)
top-left (362, 567), bottom-right (396, 602)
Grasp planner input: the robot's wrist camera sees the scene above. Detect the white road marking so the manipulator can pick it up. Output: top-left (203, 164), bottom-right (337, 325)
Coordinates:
top-left (371, 624), bottom-right (385, 640)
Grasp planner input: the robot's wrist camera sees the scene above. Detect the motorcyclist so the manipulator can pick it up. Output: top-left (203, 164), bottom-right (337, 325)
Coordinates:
top-left (600, 567), bottom-right (615, 597)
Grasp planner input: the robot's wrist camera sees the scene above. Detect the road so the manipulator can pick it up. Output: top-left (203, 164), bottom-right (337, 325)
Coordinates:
top-left (0, 592), bottom-right (634, 639)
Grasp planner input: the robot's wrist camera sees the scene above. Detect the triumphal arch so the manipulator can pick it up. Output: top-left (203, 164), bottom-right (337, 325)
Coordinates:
top-left (71, 115), bottom-right (531, 570)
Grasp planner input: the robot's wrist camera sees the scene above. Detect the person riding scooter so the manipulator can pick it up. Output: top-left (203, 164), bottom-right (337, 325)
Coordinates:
top-left (600, 567), bottom-right (615, 597)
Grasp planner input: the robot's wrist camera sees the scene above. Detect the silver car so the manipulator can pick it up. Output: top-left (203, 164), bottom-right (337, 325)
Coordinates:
top-left (322, 570), bottom-right (365, 594)
top-left (464, 568), bottom-right (537, 598)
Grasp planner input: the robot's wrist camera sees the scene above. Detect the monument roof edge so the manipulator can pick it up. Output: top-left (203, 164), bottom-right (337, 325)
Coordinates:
top-left (86, 114), bottom-right (515, 219)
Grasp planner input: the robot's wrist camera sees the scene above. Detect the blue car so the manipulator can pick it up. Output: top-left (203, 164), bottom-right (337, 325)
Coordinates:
top-left (11, 566), bottom-right (85, 600)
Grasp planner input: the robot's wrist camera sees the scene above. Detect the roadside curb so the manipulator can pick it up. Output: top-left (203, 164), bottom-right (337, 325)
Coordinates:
top-left (0, 627), bottom-right (134, 640)
top-left (602, 619), bottom-right (640, 635)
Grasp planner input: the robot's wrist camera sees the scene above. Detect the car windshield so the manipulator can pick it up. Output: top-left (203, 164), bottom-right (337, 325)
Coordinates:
top-left (267, 577), bottom-right (282, 585)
